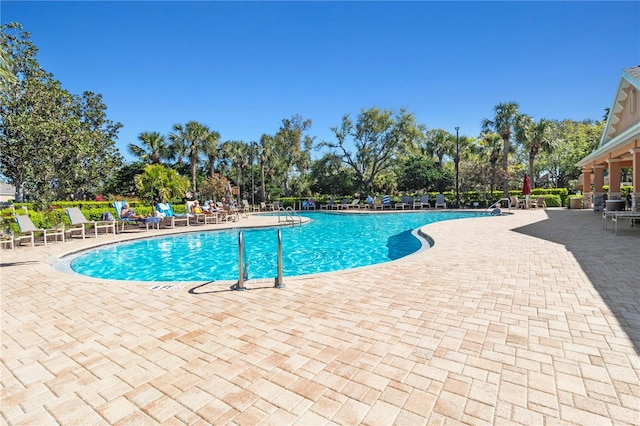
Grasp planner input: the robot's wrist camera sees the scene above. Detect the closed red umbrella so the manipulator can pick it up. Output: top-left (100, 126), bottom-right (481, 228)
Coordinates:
top-left (522, 174), bottom-right (531, 208)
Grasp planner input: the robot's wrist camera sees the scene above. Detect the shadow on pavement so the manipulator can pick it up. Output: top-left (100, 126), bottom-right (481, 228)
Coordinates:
top-left (512, 208), bottom-right (640, 355)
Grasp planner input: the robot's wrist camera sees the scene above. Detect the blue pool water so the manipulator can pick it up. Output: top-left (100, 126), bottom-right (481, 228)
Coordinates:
top-left (67, 211), bottom-right (485, 282)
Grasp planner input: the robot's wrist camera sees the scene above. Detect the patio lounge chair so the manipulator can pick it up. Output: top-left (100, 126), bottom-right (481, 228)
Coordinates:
top-left (413, 195), bottom-right (430, 209)
top-left (509, 196), bottom-right (525, 209)
top-left (113, 201), bottom-right (158, 232)
top-left (186, 201), bottom-right (216, 224)
top-left (533, 196), bottom-right (547, 209)
top-left (241, 199), bottom-right (252, 214)
top-left (156, 203), bottom-right (190, 228)
top-left (1, 232), bottom-right (14, 250)
top-left (435, 194), bottom-right (447, 209)
top-left (347, 199), bottom-right (361, 209)
top-left (382, 195), bottom-right (392, 209)
top-left (66, 207), bottom-right (116, 239)
top-left (337, 199), bottom-right (349, 210)
top-left (15, 214), bottom-right (65, 246)
top-left (395, 196), bottom-right (412, 210)
top-left (321, 199), bottom-right (335, 210)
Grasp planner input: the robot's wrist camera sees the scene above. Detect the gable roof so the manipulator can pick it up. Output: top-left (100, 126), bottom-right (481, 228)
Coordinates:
top-left (577, 66), bottom-right (640, 167)
top-left (600, 66), bottom-right (640, 147)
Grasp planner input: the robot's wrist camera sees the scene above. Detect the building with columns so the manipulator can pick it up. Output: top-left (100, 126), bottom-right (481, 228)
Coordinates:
top-left (577, 66), bottom-right (640, 212)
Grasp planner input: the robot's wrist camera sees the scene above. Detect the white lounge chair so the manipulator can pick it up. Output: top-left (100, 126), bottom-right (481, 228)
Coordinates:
top-left (66, 207), bottom-right (116, 238)
top-left (156, 203), bottom-right (190, 228)
top-left (186, 201), bottom-right (216, 224)
top-left (15, 214), bottom-right (65, 246)
top-left (347, 199), bottom-right (362, 209)
top-left (435, 194), bottom-right (447, 209)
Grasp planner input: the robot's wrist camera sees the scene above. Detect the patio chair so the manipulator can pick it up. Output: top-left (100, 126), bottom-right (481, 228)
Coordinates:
top-left (435, 194), bottom-right (447, 209)
top-left (509, 196), bottom-right (525, 209)
top-left (321, 199), bottom-right (335, 210)
top-left (533, 196), bottom-right (547, 209)
top-left (113, 201), bottom-right (158, 232)
top-left (15, 214), bottom-right (65, 246)
top-left (395, 196), bottom-right (412, 210)
top-left (413, 195), bottom-right (430, 209)
top-left (66, 207), bottom-right (116, 239)
top-left (241, 199), bottom-right (252, 214)
top-left (336, 199), bottom-right (349, 210)
top-left (156, 203), bottom-right (190, 228)
top-left (382, 195), bottom-right (393, 209)
top-left (186, 201), bottom-right (216, 224)
top-left (346, 199), bottom-right (361, 209)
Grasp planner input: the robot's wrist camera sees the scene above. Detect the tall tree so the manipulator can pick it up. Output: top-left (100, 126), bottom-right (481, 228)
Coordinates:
top-left (169, 121), bottom-right (211, 194)
top-left (221, 140), bottom-right (249, 201)
top-left (481, 102), bottom-right (520, 198)
top-left (425, 129), bottom-right (456, 167)
top-left (258, 133), bottom-right (274, 202)
top-left (514, 116), bottom-right (557, 181)
top-left (537, 119), bottom-right (603, 188)
top-left (201, 130), bottom-right (221, 178)
top-left (273, 114), bottom-right (313, 196)
top-left (323, 107), bottom-right (424, 192)
top-left (476, 131), bottom-right (503, 196)
top-left (0, 22), bottom-right (122, 204)
top-left (128, 131), bottom-right (168, 164)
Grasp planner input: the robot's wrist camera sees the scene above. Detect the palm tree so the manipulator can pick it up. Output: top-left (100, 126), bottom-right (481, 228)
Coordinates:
top-left (221, 140), bottom-right (249, 201)
top-left (482, 102), bottom-right (520, 198)
top-left (128, 131), bottom-right (168, 164)
top-left (169, 121), bottom-right (211, 194)
top-left (515, 117), bottom-right (557, 181)
top-left (201, 130), bottom-right (221, 178)
top-left (477, 132), bottom-right (503, 198)
top-left (258, 134), bottom-right (274, 202)
top-left (134, 164), bottom-right (190, 204)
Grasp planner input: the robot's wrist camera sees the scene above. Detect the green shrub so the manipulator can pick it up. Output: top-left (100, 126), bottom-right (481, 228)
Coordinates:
top-left (542, 194), bottom-right (561, 207)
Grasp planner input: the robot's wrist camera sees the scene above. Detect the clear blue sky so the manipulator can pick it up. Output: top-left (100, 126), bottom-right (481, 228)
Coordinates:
top-left (3, 1), bottom-right (639, 162)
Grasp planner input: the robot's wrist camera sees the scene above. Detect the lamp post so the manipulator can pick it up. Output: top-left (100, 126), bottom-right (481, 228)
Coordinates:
top-left (455, 126), bottom-right (460, 208)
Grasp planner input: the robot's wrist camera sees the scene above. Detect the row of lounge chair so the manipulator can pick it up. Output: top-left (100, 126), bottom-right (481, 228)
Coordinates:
top-left (2, 200), bottom-right (248, 248)
top-left (320, 195), bottom-right (447, 210)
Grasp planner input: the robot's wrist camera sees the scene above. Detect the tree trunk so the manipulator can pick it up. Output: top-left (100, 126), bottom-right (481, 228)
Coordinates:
top-left (14, 182), bottom-right (25, 202)
top-left (190, 157), bottom-right (197, 195)
top-left (236, 168), bottom-right (242, 201)
top-left (260, 162), bottom-right (266, 202)
top-left (529, 152), bottom-right (535, 187)
top-left (502, 134), bottom-right (510, 199)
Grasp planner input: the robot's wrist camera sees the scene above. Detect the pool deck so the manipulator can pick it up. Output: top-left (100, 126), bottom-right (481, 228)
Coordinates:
top-left (1, 208), bottom-right (638, 425)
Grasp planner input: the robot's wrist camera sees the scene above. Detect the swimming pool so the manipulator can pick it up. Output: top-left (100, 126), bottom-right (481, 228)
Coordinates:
top-left (65, 211), bottom-right (486, 282)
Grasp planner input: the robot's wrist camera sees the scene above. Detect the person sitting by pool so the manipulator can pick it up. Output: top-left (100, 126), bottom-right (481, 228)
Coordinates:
top-left (121, 203), bottom-right (145, 219)
top-left (192, 200), bottom-right (204, 214)
top-left (491, 207), bottom-right (502, 216)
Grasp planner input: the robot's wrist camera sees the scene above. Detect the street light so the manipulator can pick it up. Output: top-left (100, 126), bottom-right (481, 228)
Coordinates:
top-left (455, 127), bottom-right (460, 208)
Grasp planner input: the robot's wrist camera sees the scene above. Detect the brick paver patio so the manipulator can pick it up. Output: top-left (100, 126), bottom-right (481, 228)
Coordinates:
top-left (1, 208), bottom-right (638, 425)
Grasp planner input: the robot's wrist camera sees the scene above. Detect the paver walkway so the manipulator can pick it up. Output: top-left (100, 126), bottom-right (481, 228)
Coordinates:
top-left (1, 209), bottom-right (638, 425)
